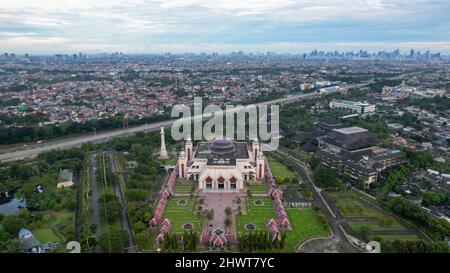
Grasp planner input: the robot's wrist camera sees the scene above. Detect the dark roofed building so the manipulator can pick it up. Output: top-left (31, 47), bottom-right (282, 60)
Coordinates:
top-left (317, 126), bottom-right (405, 186)
top-left (322, 127), bottom-right (382, 151)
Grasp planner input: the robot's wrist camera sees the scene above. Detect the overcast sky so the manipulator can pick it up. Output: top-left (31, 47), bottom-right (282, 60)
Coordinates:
top-left (0, 0), bottom-right (449, 54)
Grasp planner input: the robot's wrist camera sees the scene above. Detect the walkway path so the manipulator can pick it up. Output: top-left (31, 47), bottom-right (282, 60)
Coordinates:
top-left (199, 192), bottom-right (238, 234)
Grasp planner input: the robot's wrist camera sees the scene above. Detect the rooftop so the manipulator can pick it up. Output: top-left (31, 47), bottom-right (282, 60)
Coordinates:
top-left (333, 126), bottom-right (368, 135)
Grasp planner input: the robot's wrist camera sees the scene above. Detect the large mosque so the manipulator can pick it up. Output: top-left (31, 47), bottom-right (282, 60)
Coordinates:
top-left (177, 137), bottom-right (265, 192)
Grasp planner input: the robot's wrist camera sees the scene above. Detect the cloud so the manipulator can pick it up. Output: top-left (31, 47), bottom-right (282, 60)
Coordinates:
top-left (0, 0), bottom-right (449, 53)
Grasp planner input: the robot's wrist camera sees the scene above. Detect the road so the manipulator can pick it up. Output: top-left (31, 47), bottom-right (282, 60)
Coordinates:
top-left (0, 71), bottom-right (415, 162)
top-left (88, 153), bottom-right (103, 253)
top-left (107, 150), bottom-right (138, 253)
top-left (271, 148), bottom-right (361, 252)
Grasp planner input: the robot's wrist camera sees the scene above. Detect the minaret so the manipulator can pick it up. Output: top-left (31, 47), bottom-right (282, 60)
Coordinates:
top-left (159, 126), bottom-right (169, 160)
top-left (256, 151), bottom-right (265, 179)
top-left (178, 151), bottom-right (187, 179)
top-left (252, 138), bottom-right (260, 162)
top-left (185, 137), bottom-right (193, 162)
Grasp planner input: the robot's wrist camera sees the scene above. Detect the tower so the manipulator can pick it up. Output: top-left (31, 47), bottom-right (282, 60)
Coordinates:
top-left (256, 151), bottom-right (265, 179)
top-left (178, 151), bottom-right (187, 179)
top-left (185, 137), bottom-right (193, 162)
top-left (252, 138), bottom-right (260, 162)
top-left (123, 113), bottom-right (129, 133)
top-left (159, 126), bottom-right (169, 160)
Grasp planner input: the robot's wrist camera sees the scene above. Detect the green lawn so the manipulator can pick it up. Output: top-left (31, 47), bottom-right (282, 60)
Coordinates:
top-left (174, 182), bottom-right (193, 194)
top-left (247, 183), bottom-right (268, 194)
top-left (348, 220), bottom-right (405, 231)
top-left (329, 192), bottom-right (421, 243)
top-left (283, 208), bottom-right (330, 251)
top-left (53, 210), bottom-right (75, 226)
top-left (162, 158), bottom-right (178, 165)
top-left (330, 193), bottom-right (382, 217)
top-left (33, 227), bottom-right (61, 243)
top-left (267, 156), bottom-right (297, 180)
top-left (164, 197), bottom-right (202, 234)
top-left (375, 235), bottom-right (421, 242)
top-left (237, 197), bottom-right (276, 234)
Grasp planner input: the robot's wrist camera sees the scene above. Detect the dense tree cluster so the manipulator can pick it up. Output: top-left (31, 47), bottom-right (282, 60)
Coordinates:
top-left (182, 231), bottom-right (199, 252)
top-left (99, 194), bottom-right (122, 225)
top-left (379, 240), bottom-right (448, 253)
top-left (162, 233), bottom-right (179, 251)
top-left (386, 197), bottom-right (450, 240)
top-left (313, 166), bottom-right (341, 190)
top-left (238, 231), bottom-right (286, 252)
top-left (99, 228), bottom-right (129, 253)
top-left (0, 113), bottom-right (170, 145)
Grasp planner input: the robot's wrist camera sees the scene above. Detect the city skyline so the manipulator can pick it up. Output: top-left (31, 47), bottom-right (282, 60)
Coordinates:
top-left (0, 0), bottom-right (449, 54)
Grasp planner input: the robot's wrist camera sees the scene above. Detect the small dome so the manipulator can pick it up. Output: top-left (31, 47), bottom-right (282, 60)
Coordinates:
top-left (210, 139), bottom-right (235, 155)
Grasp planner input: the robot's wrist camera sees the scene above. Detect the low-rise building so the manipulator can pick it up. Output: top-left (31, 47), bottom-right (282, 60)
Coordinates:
top-left (329, 99), bottom-right (376, 115)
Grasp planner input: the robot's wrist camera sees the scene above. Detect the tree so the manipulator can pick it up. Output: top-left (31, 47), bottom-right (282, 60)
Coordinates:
top-left (308, 157), bottom-right (321, 170)
top-left (2, 215), bottom-right (26, 236)
top-left (205, 210), bottom-right (214, 226)
top-left (125, 189), bottom-right (149, 202)
top-left (0, 237), bottom-right (24, 253)
top-left (99, 228), bottom-right (129, 253)
top-left (131, 143), bottom-right (142, 156)
top-left (225, 207), bottom-right (232, 217)
top-left (357, 226), bottom-right (371, 242)
top-left (224, 217), bottom-right (232, 228)
top-left (99, 194), bottom-right (122, 224)
top-left (136, 231), bottom-right (150, 247)
top-left (313, 167), bottom-right (340, 189)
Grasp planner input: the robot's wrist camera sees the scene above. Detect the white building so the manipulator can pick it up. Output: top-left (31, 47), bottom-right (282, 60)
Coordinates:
top-left (178, 138), bottom-right (265, 192)
top-left (329, 99), bottom-right (375, 115)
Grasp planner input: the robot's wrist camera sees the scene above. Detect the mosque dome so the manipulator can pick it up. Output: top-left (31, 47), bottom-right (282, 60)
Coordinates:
top-left (210, 139), bottom-right (235, 155)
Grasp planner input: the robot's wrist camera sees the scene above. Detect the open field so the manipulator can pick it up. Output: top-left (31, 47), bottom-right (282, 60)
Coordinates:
top-left (328, 191), bottom-right (422, 242)
top-left (284, 208), bottom-right (330, 251)
top-left (164, 196), bottom-right (202, 234)
top-left (33, 227), bottom-right (61, 243)
top-left (237, 197), bottom-right (276, 234)
top-left (266, 155), bottom-right (298, 181)
top-left (330, 193), bottom-right (382, 217)
top-left (375, 235), bottom-right (421, 242)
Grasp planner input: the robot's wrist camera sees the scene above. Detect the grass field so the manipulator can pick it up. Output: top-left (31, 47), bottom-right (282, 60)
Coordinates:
top-left (237, 197), bottom-right (276, 234)
top-left (174, 182), bottom-right (193, 194)
top-left (267, 156), bottom-right (297, 180)
top-left (53, 210), bottom-right (75, 226)
top-left (33, 228), bottom-right (61, 243)
top-left (164, 196), bottom-right (202, 234)
top-left (330, 192), bottom-right (382, 217)
top-left (329, 191), bottom-right (421, 242)
top-left (283, 208), bottom-right (330, 251)
top-left (348, 220), bottom-right (404, 231)
top-left (247, 183), bottom-right (268, 194)
top-left (162, 158), bottom-right (178, 165)
top-left (375, 235), bottom-right (421, 242)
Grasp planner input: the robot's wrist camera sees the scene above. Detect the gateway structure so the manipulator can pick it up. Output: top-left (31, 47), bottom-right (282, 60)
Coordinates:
top-left (178, 138), bottom-right (265, 192)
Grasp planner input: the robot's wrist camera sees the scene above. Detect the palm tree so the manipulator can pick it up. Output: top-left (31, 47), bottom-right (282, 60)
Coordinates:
top-left (205, 209), bottom-right (214, 227)
top-left (225, 206), bottom-right (232, 217)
